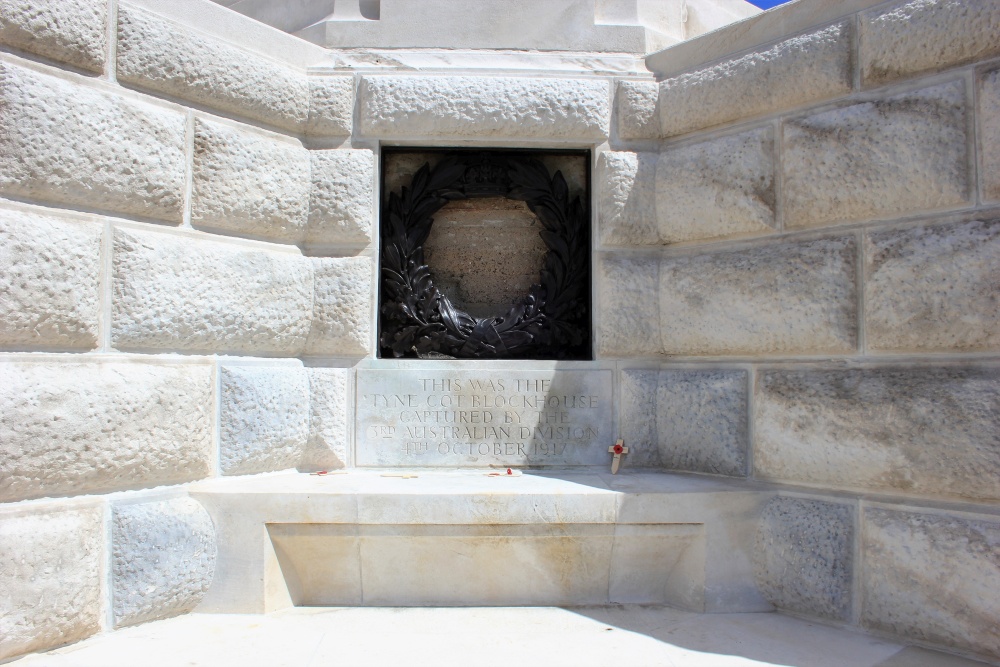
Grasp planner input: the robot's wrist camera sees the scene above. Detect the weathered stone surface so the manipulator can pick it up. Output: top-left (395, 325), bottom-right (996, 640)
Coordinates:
top-left (220, 365), bottom-right (310, 475)
top-left (755, 367), bottom-right (1000, 502)
top-left (308, 150), bottom-right (375, 245)
top-left (754, 497), bottom-right (854, 621)
top-left (112, 498), bottom-right (217, 628)
top-left (619, 369), bottom-right (660, 467)
top-left (981, 69), bottom-right (1000, 202)
top-left (783, 80), bottom-right (968, 229)
top-left (659, 22), bottom-right (851, 137)
top-left (656, 370), bottom-right (748, 477)
top-left (861, 0), bottom-right (1000, 87)
top-left (0, 208), bottom-right (101, 350)
top-left (359, 75), bottom-right (610, 140)
top-left (304, 368), bottom-right (350, 470)
top-left (615, 80), bottom-right (660, 141)
top-left (307, 76), bottom-right (354, 136)
top-left (0, 505), bottom-right (103, 661)
top-left (0, 62), bottom-right (185, 222)
top-left (112, 227), bottom-right (313, 355)
top-left (0, 0), bottom-right (106, 72)
top-left (597, 151), bottom-right (658, 247)
top-left (862, 508), bottom-right (1000, 658)
top-left (305, 256), bottom-right (373, 357)
top-left (865, 219), bottom-right (1000, 353)
top-left (659, 237), bottom-right (857, 356)
top-left (116, 4), bottom-right (309, 131)
top-left (596, 254), bottom-right (660, 357)
top-left (656, 127), bottom-right (775, 244)
top-left (0, 361), bottom-right (213, 502)
top-left (191, 118), bottom-right (310, 243)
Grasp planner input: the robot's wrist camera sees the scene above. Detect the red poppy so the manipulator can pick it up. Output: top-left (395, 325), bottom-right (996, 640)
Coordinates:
top-left (613, 444), bottom-right (624, 455)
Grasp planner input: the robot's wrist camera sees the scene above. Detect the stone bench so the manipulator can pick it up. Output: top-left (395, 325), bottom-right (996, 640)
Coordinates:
top-left (190, 471), bottom-right (776, 614)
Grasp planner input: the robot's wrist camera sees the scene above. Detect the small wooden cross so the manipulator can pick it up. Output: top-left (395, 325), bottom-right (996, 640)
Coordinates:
top-left (608, 439), bottom-right (628, 474)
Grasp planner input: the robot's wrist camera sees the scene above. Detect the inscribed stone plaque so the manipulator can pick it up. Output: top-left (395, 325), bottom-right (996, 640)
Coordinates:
top-left (356, 369), bottom-right (612, 467)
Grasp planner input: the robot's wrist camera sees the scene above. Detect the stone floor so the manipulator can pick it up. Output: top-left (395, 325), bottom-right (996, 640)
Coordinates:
top-left (9, 606), bottom-right (991, 667)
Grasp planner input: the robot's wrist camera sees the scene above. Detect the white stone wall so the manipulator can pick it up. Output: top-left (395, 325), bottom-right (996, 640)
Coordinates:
top-left (607, 0), bottom-right (1000, 660)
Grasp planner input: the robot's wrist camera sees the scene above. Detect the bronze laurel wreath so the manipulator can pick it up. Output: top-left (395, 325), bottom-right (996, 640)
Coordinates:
top-left (379, 154), bottom-right (590, 359)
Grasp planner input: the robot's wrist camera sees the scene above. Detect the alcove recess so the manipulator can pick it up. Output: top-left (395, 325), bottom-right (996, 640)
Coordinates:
top-left (378, 148), bottom-right (592, 360)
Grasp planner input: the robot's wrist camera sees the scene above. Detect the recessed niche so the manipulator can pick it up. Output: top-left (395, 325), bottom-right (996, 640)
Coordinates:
top-left (378, 148), bottom-right (592, 360)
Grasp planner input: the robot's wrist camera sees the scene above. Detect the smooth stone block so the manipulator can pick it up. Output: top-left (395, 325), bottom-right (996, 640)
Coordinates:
top-left (981, 68), bottom-right (1000, 202)
top-left (608, 523), bottom-right (705, 610)
top-left (656, 370), bottom-right (748, 477)
top-left (862, 508), bottom-right (1000, 659)
top-left (306, 76), bottom-right (354, 137)
top-left (619, 369), bottom-right (661, 467)
top-left (116, 3), bottom-right (309, 132)
top-left (597, 151), bottom-right (658, 247)
top-left (655, 126), bottom-right (775, 244)
top-left (112, 227), bottom-right (313, 355)
top-left (861, 0), bottom-right (1000, 87)
top-left (304, 367), bottom-right (350, 470)
top-left (0, 361), bottom-right (213, 502)
top-left (219, 365), bottom-right (310, 476)
top-left (596, 254), bottom-right (660, 356)
top-left (754, 497), bottom-right (854, 621)
top-left (783, 80), bottom-right (968, 229)
top-left (0, 0), bottom-right (107, 72)
top-left (359, 75), bottom-right (610, 141)
top-left (112, 497), bottom-right (217, 628)
top-left (865, 219), bottom-right (1000, 353)
top-left (267, 524), bottom-right (362, 605)
top-left (755, 367), bottom-right (1000, 502)
top-left (0, 62), bottom-right (185, 222)
top-left (658, 22), bottom-right (851, 137)
top-left (305, 256), bottom-right (373, 357)
top-left (191, 118), bottom-right (310, 244)
top-left (659, 237), bottom-right (857, 356)
top-left (355, 369), bottom-right (613, 467)
top-left (615, 80), bottom-right (660, 141)
top-left (0, 208), bottom-right (101, 350)
top-left (0, 504), bottom-right (103, 661)
top-left (308, 150), bottom-right (375, 246)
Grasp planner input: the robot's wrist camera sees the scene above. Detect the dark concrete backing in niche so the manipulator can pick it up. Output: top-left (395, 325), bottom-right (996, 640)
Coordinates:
top-left (378, 148), bottom-right (592, 359)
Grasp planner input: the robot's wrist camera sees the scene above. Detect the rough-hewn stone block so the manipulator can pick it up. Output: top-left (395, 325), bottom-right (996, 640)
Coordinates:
top-left (861, 0), bottom-right (1000, 87)
top-left (656, 370), bottom-right (748, 477)
top-left (754, 497), bottom-right (854, 621)
top-left (220, 365), bottom-right (310, 475)
top-left (656, 127), bottom-right (775, 244)
top-left (305, 256), bottom-right (373, 357)
top-left (0, 62), bottom-right (185, 222)
top-left (0, 361), bottom-right (213, 502)
top-left (307, 76), bottom-right (354, 136)
top-left (658, 22), bottom-right (852, 137)
top-left (112, 497), bottom-right (217, 628)
top-left (597, 151), bottom-right (657, 246)
top-left (308, 150), bottom-right (375, 246)
top-left (0, 208), bottom-right (101, 350)
top-left (112, 227), bottom-right (313, 355)
top-left (359, 75), bottom-right (610, 140)
top-left (659, 237), bottom-right (857, 356)
top-left (596, 254), bottom-right (660, 357)
top-left (0, 0), bottom-right (106, 72)
top-left (755, 367), bottom-right (1000, 501)
top-left (304, 368), bottom-right (350, 470)
top-left (116, 3), bottom-right (309, 131)
top-left (862, 508), bottom-right (1000, 659)
top-left (0, 504), bottom-right (103, 661)
top-left (615, 80), bottom-right (659, 141)
top-left (619, 369), bottom-right (659, 467)
top-left (783, 80), bottom-right (968, 229)
top-left (866, 219), bottom-right (1000, 353)
top-left (191, 118), bottom-right (310, 243)
top-left (981, 68), bottom-right (1000, 202)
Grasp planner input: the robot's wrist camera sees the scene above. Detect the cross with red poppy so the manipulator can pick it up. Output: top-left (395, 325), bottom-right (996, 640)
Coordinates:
top-left (608, 439), bottom-right (628, 474)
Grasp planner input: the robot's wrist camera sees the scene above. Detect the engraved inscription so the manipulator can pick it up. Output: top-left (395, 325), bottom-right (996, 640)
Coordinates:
top-left (356, 370), bottom-right (613, 467)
